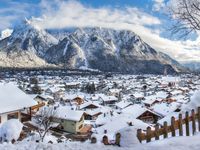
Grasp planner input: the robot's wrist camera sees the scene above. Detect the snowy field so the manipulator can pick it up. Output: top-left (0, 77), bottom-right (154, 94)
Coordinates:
top-left (1, 133), bottom-right (200, 150)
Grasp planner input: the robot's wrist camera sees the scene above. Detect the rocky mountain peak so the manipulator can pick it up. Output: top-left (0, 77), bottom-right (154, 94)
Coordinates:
top-left (0, 23), bottom-right (186, 74)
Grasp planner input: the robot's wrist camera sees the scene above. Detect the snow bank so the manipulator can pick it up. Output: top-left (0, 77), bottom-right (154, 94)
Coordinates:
top-left (0, 119), bottom-right (23, 142)
top-left (1, 133), bottom-right (200, 150)
top-left (182, 90), bottom-right (200, 111)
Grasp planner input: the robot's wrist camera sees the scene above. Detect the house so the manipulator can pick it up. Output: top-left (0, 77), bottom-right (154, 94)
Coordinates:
top-left (99, 95), bottom-right (118, 106)
top-left (72, 96), bottom-right (85, 105)
top-left (152, 102), bottom-right (181, 116)
top-left (53, 107), bottom-right (85, 134)
top-left (79, 102), bottom-right (100, 110)
top-left (0, 83), bottom-right (38, 124)
top-left (45, 86), bottom-right (65, 100)
top-left (143, 99), bottom-right (160, 108)
top-left (84, 109), bottom-right (102, 120)
top-left (122, 104), bottom-right (163, 124)
top-left (137, 109), bottom-right (162, 124)
top-left (79, 102), bottom-right (102, 120)
top-left (65, 82), bottom-right (80, 89)
top-left (108, 88), bottom-right (122, 97)
top-left (34, 94), bottom-right (54, 105)
top-left (131, 93), bottom-right (144, 104)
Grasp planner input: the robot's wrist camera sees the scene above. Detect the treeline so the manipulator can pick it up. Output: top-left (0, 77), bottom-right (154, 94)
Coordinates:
top-left (0, 67), bottom-right (102, 77)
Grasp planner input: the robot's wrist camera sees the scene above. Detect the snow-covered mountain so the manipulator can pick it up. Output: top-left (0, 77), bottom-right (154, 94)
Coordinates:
top-left (46, 27), bottom-right (185, 74)
top-left (0, 21), bottom-right (185, 74)
top-left (0, 20), bottom-right (58, 68)
top-left (181, 61), bottom-right (200, 72)
top-left (0, 29), bottom-right (13, 40)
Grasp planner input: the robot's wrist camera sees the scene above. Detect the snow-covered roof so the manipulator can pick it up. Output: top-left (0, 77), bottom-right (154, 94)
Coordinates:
top-left (115, 101), bottom-right (132, 109)
top-left (152, 102), bottom-right (180, 116)
top-left (0, 83), bottom-right (37, 114)
top-left (64, 93), bottom-right (85, 100)
top-left (100, 95), bottom-right (118, 102)
top-left (132, 93), bottom-right (144, 98)
top-left (143, 96), bottom-right (161, 105)
top-left (84, 108), bottom-right (102, 116)
top-left (56, 106), bottom-right (84, 122)
top-left (109, 88), bottom-right (122, 93)
top-left (122, 105), bottom-right (147, 118)
top-left (79, 101), bottom-right (101, 110)
top-left (122, 104), bottom-right (162, 118)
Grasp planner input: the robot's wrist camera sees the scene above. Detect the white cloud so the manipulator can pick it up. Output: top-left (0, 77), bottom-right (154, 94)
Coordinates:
top-left (0, 0), bottom-right (37, 30)
top-left (152, 0), bottom-right (165, 11)
top-left (28, 0), bottom-right (200, 62)
top-left (2, 0), bottom-right (200, 62)
top-left (32, 0), bottom-right (161, 29)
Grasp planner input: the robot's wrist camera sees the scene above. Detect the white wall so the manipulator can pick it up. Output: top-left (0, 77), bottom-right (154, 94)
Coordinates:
top-left (0, 111), bottom-right (21, 124)
top-left (0, 114), bottom-right (8, 123)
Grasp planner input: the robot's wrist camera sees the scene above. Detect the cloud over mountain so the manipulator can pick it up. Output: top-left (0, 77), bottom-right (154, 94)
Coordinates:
top-left (1, 0), bottom-right (200, 62)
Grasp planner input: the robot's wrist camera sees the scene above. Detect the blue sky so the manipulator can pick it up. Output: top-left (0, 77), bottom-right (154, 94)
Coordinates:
top-left (0, 0), bottom-right (168, 32)
top-left (0, 0), bottom-right (200, 62)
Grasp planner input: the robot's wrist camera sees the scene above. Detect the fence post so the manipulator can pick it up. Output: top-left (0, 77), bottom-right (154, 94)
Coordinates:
top-left (185, 111), bottom-right (190, 136)
top-left (91, 137), bottom-right (97, 144)
top-left (137, 129), bottom-right (142, 143)
top-left (154, 124), bottom-right (160, 140)
top-left (178, 114), bottom-right (183, 136)
top-left (115, 133), bottom-right (121, 146)
top-left (191, 109), bottom-right (196, 135)
top-left (102, 135), bottom-right (109, 145)
top-left (163, 121), bottom-right (168, 139)
top-left (146, 127), bottom-right (152, 143)
top-left (198, 107), bottom-right (200, 132)
top-left (171, 116), bottom-right (176, 137)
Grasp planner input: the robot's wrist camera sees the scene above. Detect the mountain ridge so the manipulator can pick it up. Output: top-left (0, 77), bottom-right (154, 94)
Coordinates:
top-left (0, 22), bottom-right (186, 74)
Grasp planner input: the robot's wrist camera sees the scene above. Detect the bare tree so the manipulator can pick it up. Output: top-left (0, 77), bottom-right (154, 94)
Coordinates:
top-left (34, 107), bottom-right (57, 142)
top-left (168, 0), bottom-right (200, 38)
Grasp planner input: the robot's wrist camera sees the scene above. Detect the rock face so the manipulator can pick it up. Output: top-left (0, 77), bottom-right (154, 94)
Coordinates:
top-left (46, 27), bottom-right (185, 74)
top-left (0, 22), bottom-right (185, 74)
top-left (0, 20), bottom-right (58, 67)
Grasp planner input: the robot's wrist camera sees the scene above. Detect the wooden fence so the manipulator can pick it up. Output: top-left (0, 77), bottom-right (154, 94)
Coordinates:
top-left (91, 132), bottom-right (121, 146)
top-left (137, 107), bottom-right (200, 143)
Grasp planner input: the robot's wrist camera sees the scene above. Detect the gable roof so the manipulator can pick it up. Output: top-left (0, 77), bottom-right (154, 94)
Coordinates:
top-left (56, 106), bottom-right (84, 122)
top-left (122, 104), bottom-right (163, 119)
top-left (0, 82), bottom-right (37, 114)
top-left (79, 101), bottom-right (100, 110)
top-left (115, 101), bottom-right (133, 109)
top-left (100, 95), bottom-right (118, 102)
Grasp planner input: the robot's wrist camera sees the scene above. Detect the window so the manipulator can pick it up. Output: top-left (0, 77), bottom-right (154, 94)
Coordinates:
top-left (7, 112), bottom-right (19, 120)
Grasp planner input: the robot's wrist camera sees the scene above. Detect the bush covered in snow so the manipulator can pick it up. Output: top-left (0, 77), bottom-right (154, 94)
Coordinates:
top-left (0, 119), bottom-right (23, 143)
